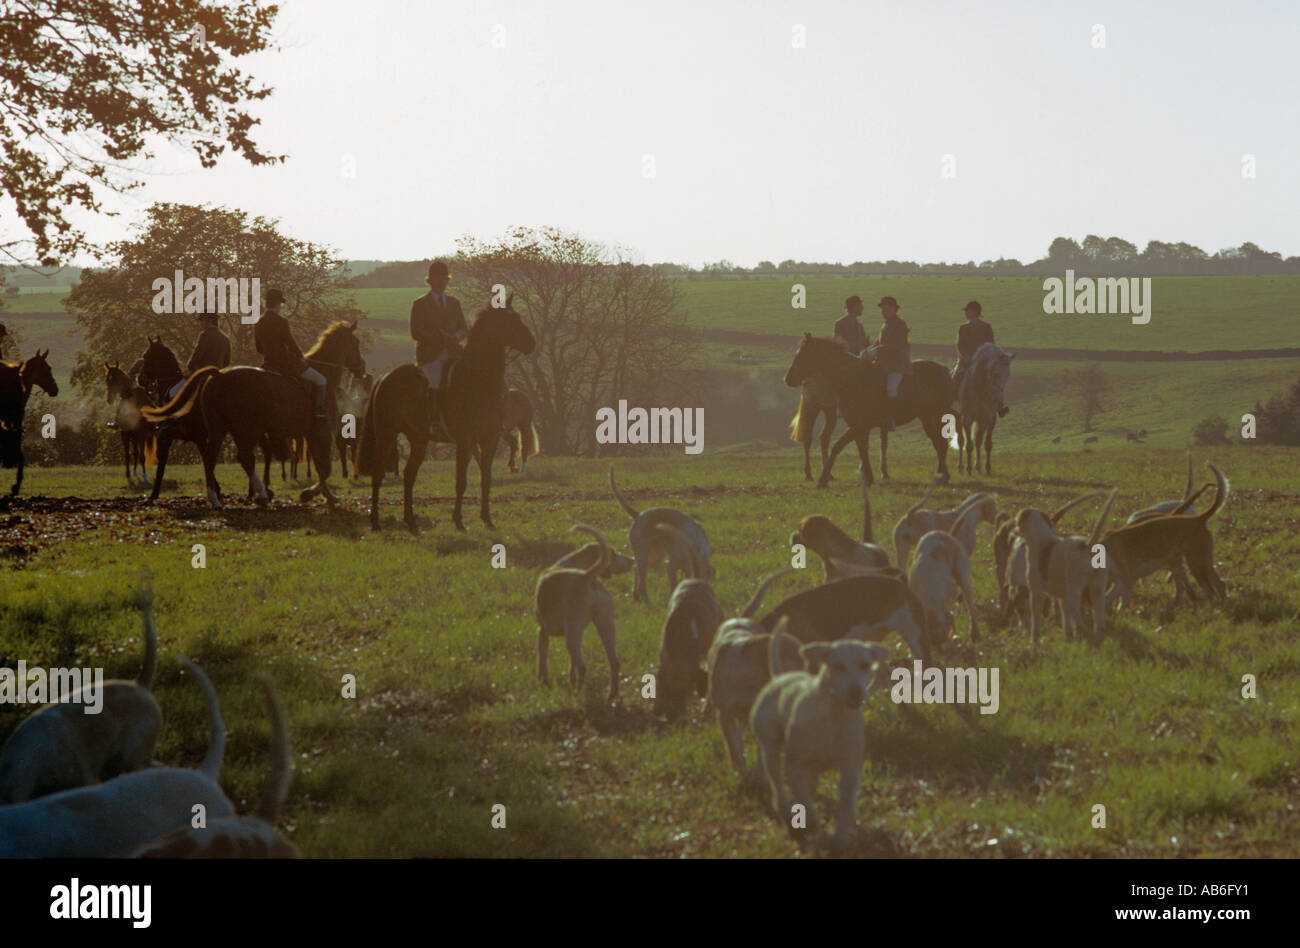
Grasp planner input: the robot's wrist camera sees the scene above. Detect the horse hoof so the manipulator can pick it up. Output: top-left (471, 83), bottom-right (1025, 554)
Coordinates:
top-left (483, 519), bottom-right (496, 530)
top-left (815, 480), bottom-right (829, 490)
top-left (298, 488), bottom-right (314, 503)
top-left (254, 494), bottom-right (269, 508)
top-left (404, 518), bottom-right (419, 535)
top-left (934, 472), bottom-right (951, 485)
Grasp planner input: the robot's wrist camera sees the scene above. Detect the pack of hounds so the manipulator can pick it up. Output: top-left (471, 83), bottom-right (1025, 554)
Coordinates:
top-left (537, 459), bottom-right (1229, 849)
top-left (0, 456), bottom-right (1228, 856)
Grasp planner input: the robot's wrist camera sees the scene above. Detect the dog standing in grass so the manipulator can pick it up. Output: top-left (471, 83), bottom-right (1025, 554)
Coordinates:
top-left (751, 619), bottom-right (891, 846)
top-left (535, 525), bottom-right (621, 699)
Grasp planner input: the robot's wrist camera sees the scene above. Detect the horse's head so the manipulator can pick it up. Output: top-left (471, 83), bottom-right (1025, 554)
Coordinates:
top-left (104, 362), bottom-right (133, 402)
top-left (312, 320), bottom-right (367, 379)
top-left (473, 293), bottom-right (536, 356)
top-left (338, 320), bottom-right (366, 378)
top-left (138, 335), bottom-right (181, 394)
top-left (979, 343), bottom-right (1014, 411)
top-left (784, 333), bottom-right (838, 388)
top-left (22, 350), bottom-right (57, 397)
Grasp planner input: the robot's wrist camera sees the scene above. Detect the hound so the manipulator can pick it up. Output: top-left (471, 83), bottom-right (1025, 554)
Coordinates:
top-left (550, 541), bottom-right (635, 578)
top-left (1101, 463), bottom-right (1228, 610)
top-left (704, 569), bottom-right (801, 780)
top-left (892, 491), bottom-right (990, 567)
top-left (535, 525), bottom-right (620, 699)
top-left (0, 588), bottom-right (160, 803)
top-left (1123, 453), bottom-right (1213, 602)
top-left (128, 675), bottom-right (298, 857)
top-left (907, 506), bottom-right (980, 646)
top-left (758, 573), bottom-right (928, 660)
top-left (653, 525), bottom-right (722, 720)
top-left (751, 618), bottom-right (891, 845)
top-left (1000, 491), bottom-right (1103, 625)
top-left (791, 514), bottom-right (890, 581)
top-left (1016, 489), bottom-right (1118, 643)
top-left (610, 466), bottom-right (714, 602)
top-left (0, 658), bottom-right (235, 858)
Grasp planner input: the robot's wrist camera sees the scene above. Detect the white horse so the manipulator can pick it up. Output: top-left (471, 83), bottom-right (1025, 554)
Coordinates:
top-left (956, 342), bottom-right (1013, 476)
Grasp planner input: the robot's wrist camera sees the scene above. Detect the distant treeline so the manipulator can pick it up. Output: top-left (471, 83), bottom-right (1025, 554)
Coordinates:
top-left (345, 236), bottom-right (1300, 288)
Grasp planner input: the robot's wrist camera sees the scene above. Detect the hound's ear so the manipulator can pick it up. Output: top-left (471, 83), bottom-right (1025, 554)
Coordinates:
top-left (800, 643), bottom-right (832, 672)
top-left (802, 332), bottom-right (812, 341)
top-left (505, 292), bottom-right (514, 310)
top-left (104, 361), bottom-right (110, 370)
top-left (40, 348), bottom-right (48, 358)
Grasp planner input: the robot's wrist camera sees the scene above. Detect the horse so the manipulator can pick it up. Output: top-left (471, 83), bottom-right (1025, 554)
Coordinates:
top-left (498, 387), bottom-right (539, 473)
top-left (356, 295), bottom-right (536, 531)
top-left (955, 342), bottom-right (1013, 476)
top-left (782, 334), bottom-right (954, 487)
top-left (788, 373), bottom-right (838, 481)
top-left (143, 321), bottom-right (364, 508)
top-left (104, 363), bottom-right (158, 482)
top-left (0, 350), bottom-right (59, 495)
top-left (136, 337), bottom-right (275, 503)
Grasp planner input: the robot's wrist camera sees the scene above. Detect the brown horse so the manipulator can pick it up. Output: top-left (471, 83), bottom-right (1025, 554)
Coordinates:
top-left (783, 334), bottom-right (954, 487)
top-left (498, 387), bottom-right (539, 474)
top-left (143, 321), bottom-right (364, 508)
top-left (0, 350), bottom-right (59, 495)
top-left (105, 363), bottom-right (158, 481)
top-left (356, 295), bottom-right (536, 531)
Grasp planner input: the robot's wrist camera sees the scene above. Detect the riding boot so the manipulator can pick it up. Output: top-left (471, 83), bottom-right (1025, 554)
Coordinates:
top-left (887, 396), bottom-right (898, 431)
top-left (313, 384), bottom-right (328, 421)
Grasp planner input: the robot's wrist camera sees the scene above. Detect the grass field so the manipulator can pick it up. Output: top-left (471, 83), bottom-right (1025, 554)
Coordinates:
top-left (1, 446), bottom-right (1296, 857)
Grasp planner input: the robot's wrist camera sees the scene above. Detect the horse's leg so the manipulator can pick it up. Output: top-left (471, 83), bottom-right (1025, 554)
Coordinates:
top-left (302, 422), bottom-right (335, 506)
top-left (402, 434), bottom-right (426, 531)
top-left (817, 428), bottom-right (860, 488)
top-left (505, 428), bottom-right (518, 474)
top-left (922, 411), bottom-right (951, 485)
top-left (819, 407), bottom-right (835, 481)
top-left (879, 426), bottom-right (889, 481)
top-left (11, 449), bottom-right (23, 495)
top-left (202, 424), bottom-right (226, 509)
top-left (121, 432), bottom-right (131, 482)
top-left (801, 420), bottom-right (813, 482)
top-left (855, 431), bottom-right (876, 486)
top-left (983, 416), bottom-right (995, 476)
top-left (452, 439), bottom-right (471, 532)
top-left (148, 427), bottom-right (172, 502)
top-left (479, 435), bottom-right (497, 529)
top-left (239, 438), bottom-right (270, 507)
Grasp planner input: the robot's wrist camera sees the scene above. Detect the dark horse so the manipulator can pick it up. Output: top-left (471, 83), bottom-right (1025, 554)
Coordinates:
top-left (356, 295), bottom-right (536, 531)
top-left (105, 363), bottom-right (158, 481)
top-left (137, 336), bottom-right (277, 503)
top-left (143, 322), bottom-right (364, 508)
top-left (783, 334), bottom-right (953, 487)
top-left (0, 350), bottom-right (59, 495)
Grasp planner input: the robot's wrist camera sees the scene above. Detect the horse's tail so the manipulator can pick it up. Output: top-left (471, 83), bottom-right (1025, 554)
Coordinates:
top-left (143, 432), bottom-right (158, 468)
top-left (356, 381), bottom-right (378, 477)
top-left (789, 392), bottom-right (809, 443)
top-left (294, 435), bottom-right (310, 465)
top-left (140, 368), bottom-right (215, 423)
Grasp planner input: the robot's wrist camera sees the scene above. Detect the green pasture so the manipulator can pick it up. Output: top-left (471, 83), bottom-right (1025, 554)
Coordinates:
top-left (1, 447), bottom-right (1296, 857)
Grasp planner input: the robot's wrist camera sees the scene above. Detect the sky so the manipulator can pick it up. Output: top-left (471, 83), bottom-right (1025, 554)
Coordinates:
top-left (39, 0), bottom-right (1300, 267)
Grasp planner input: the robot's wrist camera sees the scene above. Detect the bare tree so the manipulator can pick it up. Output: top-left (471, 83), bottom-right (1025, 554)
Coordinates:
top-left (455, 227), bottom-right (697, 455)
top-left (1061, 363), bottom-right (1112, 432)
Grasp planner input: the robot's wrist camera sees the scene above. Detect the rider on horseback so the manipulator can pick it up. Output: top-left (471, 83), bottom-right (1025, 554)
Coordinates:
top-left (410, 260), bottom-right (467, 436)
top-left (953, 301), bottom-right (1007, 416)
top-left (255, 288), bottom-right (328, 421)
top-left (833, 295), bottom-right (870, 356)
top-left (866, 296), bottom-right (911, 430)
top-left (164, 311), bottom-right (232, 400)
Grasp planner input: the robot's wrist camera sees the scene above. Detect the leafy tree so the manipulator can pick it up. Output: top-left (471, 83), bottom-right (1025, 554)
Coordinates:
top-left (1061, 364), bottom-right (1111, 432)
top-left (64, 203), bottom-right (367, 394)
top-left (455, 226), bottom-right (697, 455)
top-left (0, 0), bottom-right (280, 264)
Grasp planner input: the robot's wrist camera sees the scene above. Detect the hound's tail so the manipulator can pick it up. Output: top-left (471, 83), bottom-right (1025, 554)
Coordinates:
top-left (1088, 489), bottom-right (1119, 547)
top-left (1198, 463), bottom-right (1229, 523)
top-left (135, 573), bottom-right (158, 691)
top-left (571, 524), bottom-right (611, 579)
top-left (768, 616), bottom-right (795, 676)
top-left (256, 675), bottom-right (293, 824)
top-left (741, 568), bottom-right (795, 619)
top-left (609, 466), bottom-right (640, 520)
top-left (179, 658), bottom-right (226, 783)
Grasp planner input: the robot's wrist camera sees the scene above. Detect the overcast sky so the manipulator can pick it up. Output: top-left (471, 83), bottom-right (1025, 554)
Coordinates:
top-left (59, 0), bottom-right (1300, 267)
